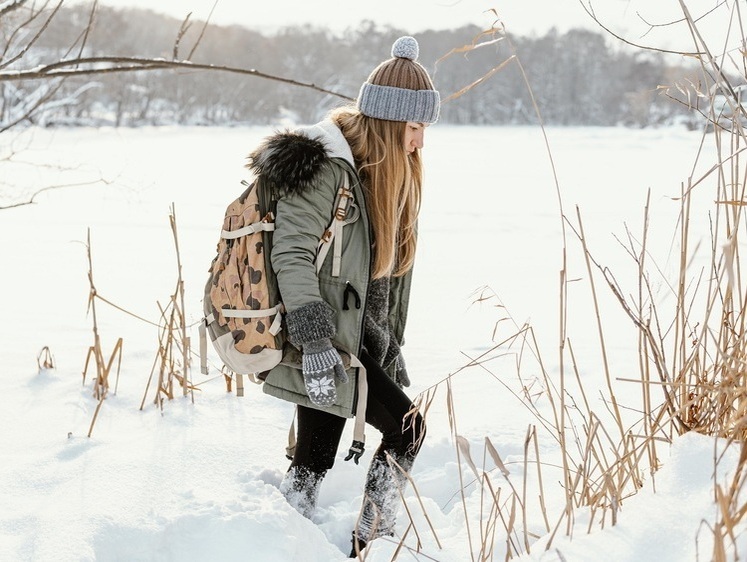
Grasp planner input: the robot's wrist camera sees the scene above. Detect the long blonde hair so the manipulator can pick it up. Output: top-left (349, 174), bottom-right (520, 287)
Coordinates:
top-left (330, 106), bottom-right (422, 279)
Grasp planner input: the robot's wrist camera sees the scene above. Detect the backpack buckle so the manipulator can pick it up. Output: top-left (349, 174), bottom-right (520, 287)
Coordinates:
top-left (334, 186), bottom-right (354, 221)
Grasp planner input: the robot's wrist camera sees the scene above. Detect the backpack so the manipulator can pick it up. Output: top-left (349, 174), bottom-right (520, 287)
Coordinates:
top-left (199, 174), bottom-right (353, 383)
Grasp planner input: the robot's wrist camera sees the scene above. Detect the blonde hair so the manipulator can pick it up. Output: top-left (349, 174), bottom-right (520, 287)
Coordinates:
top-left (330, 105), bottom-right (422, 279)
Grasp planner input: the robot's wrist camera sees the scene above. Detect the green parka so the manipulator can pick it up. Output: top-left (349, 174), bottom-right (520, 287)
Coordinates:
top-left (252, 119), bottom-right (413, 419)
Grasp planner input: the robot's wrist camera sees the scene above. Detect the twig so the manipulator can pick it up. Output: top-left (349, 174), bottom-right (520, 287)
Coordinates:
top-left (0, 177), bottom-right (112, 210)
top-left (577, 0), bottom-right (705, 56)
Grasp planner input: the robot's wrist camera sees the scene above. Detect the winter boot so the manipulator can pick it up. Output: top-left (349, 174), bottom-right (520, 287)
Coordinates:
top-left (353, 453), bottom-right (412, 548)
top-left (348, 532), bottom-right (367, 558)
top-left (279, 465), bottom-right (324, 519)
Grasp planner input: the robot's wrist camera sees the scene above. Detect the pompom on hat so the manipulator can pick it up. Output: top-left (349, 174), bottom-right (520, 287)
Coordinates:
top-left (357, 36), bottom-right (440, 124)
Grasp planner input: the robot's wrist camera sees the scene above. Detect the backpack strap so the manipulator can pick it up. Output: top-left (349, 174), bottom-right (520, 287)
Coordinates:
top-left (217, 304), bottom-right (284, 336)
top-left (351, 354), bottom-right (368, 444)
top-left (198, 305), bottom-right (284, 376)
top-left (286, 409), bottom-right (298, 460)
top-left (316, 173), bottom-right (354, 277)
top-left (343, 353), bottom-right (368, 464)
top-left (221, 220), bottom-right (275, 239)
top-left (198, 320), bottom-right (209, 375)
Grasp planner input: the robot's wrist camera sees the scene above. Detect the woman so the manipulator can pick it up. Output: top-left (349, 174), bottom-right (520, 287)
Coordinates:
top-left (250, 36), bottom-right (439, 557)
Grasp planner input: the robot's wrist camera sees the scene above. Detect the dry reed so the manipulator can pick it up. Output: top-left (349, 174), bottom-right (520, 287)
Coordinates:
top-left (81, 228), bottom-right (124, 437)
top-left (36, 345), bottom-right (55, 372)
top-left (140, 204), bottom-right (195, 410)
top-left (79, 206), bottom-right (194, 435)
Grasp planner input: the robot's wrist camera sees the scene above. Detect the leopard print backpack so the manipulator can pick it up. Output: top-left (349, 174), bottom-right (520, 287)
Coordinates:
top-left (199, 175), bottom-right (353, 385)
top-left (200, 179), bottom-right (283, 382)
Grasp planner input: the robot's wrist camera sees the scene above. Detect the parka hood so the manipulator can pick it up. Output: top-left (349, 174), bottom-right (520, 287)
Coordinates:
top-left (247, 119), bottom-right (355, 195)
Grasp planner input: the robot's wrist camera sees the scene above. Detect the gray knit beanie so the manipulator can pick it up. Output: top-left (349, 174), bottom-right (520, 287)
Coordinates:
top-left (357, 36), bottom-right (440, 124)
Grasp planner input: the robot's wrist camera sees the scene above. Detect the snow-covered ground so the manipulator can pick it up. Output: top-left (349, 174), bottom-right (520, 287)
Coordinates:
top-left (0, 123), bottom-right (740, 561)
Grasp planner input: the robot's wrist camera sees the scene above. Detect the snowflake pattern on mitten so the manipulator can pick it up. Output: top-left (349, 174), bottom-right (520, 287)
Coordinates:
top-left (305, 372), bottom-right (336, 406)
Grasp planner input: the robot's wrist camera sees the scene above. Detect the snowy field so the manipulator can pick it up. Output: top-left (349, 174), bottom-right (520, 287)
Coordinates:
top-left (0, 123), bottom-right (740, 561)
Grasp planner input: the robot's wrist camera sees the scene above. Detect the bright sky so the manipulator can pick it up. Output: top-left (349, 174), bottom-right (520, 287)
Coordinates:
top-left (86, 0), bottom-right (738, 53)
top-left (91, 0), bottom-right (590, 35)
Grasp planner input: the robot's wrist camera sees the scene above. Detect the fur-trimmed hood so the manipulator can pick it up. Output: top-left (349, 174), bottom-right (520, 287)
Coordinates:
top-left (247, 119), bottom-right (355, 195)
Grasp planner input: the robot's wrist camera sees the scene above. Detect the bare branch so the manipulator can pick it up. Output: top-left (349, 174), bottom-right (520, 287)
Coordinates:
top-left (0, 177), bottom-right (112, 210)
top-left (637, 1), bottom-right (726, 39)
top-left (0, 56), bottom-right (355, 100)
top-left (187, 0), bottom-right (218, 61)
top-left (1, 0), bottom-right (52, 64)
top-left (173, 12), bottom-right (192, 61)
top-left (0, 0), bottom-right (28, 18)
top-left (576, 0), bottom-right (706, 56)
top-left (0, 79), bottom-right (65, 132)
top-left (74, 0), bottom-right (98, 61)
top-left (0, 0), bottom-right (63, 71)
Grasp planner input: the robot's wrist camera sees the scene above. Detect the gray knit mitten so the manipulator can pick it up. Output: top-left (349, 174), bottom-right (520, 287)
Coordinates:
top-left (302, 338), bottom-right (349, 407)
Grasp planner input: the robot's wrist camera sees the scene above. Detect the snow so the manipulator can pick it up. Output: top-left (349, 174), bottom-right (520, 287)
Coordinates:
top-left (0, 123), bottom-right (742, 561)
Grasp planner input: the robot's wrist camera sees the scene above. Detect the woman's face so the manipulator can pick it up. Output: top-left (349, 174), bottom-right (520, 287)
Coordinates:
top-left (404, 122), bottom-right (426, 153)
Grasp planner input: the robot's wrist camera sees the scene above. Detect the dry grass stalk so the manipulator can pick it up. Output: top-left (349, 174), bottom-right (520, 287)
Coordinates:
top-left (85, 336), bottom-right (123, 438)
top-left (526, 333), bottom-right (642, 539)
top-left (563, 2), bottom-right (747, 557)
top-left (139, 205), bottom-right (195, 410)
top-left (423, 345), bottom-right (560, 560)
top-left (155, 299), bottom-right (182, 405)
top-left (433, 27), bottom-right (513, 105)
top-left (446, 286), bottom-right (657, 554)
top-left (445, 376), bottom-right (476, 561)
top-left (139, 296), bottom-right (186, 409)
top-left (169, 204), bottom-right (192, 399)
top-left (139, 341), bottom-right (163, 411)
top-left (223, 372), bottom-right (233, 392)
top-left (220, 366), bottom-right (237, 393)
top-left (526, 430), bottom-right (551, 533)
top-left (79, 207), bottom-right (194, 424)
top-left (36, 345), bottom-right (55, 372)
top-left (81, 228), bottom-right (124, 437)
top-left (386, 453), bottom-right (443, 552)
top-left (706, 440), bottom-right (747, 559)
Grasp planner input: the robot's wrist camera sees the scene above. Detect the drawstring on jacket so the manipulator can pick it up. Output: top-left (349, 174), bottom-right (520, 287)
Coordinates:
top-left (343, 282), bottom-right (362, 311)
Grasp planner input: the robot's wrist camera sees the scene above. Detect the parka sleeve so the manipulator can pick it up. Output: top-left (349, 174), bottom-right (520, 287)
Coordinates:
top-left (270, 163), bottom-right (342, 347)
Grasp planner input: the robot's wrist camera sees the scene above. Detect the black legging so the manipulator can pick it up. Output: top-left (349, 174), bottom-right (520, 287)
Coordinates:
top-left (290, 349), bottom-right (425, 475)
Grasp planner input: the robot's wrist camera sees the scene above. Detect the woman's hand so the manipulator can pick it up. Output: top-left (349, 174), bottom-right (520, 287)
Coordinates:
top-left (301, 338), bottom-right (348, 407)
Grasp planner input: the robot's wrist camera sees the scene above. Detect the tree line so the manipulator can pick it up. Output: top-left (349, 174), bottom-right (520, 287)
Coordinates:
top-left (2, 4), bottom-right (701, 129)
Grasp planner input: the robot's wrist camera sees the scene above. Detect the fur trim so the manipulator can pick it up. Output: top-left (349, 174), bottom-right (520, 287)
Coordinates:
top-left (247, 131), bottom-right (330, 196)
